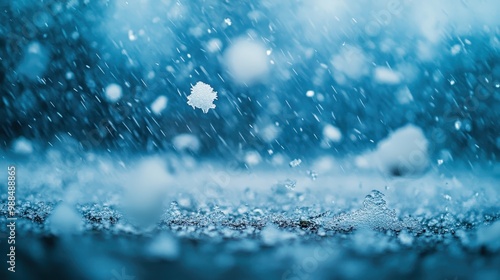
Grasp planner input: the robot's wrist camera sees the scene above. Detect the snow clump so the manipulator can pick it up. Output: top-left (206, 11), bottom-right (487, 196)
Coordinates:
top-left (187, 81), bottom-right (218, 113)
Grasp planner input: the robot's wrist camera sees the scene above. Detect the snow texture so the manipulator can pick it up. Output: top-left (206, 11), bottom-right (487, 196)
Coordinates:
top-left (187, 81), bottom-right (218, 113)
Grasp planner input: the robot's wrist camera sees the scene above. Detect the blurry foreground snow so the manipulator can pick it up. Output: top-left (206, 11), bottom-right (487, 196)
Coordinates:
top-left (223, 38), bottom-right (269, 85)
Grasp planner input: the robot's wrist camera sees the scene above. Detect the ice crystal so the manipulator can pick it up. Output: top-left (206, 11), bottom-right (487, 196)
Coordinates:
top-left (187, 81), bottom-right (217, 113)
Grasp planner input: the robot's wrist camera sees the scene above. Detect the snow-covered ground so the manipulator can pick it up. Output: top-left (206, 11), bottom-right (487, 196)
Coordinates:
top-left (0, 152), bottom-right (499, 279)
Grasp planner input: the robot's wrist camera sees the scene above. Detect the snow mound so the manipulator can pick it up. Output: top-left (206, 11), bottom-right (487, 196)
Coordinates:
top-left (356, 124), bottom-right (429, 176)
top-left (187, 81), bottom-right (217, 113)
top-left (331, 190), bottom-right (420, 232)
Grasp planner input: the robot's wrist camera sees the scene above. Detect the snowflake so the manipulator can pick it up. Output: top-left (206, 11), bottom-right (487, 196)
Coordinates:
top-left (187, 81), bottom-right (217, 113)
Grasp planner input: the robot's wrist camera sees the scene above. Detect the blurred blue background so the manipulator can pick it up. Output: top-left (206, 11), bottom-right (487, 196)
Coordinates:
top-left (1, 0), bottom-right (499, 162)
top-left (1, 1), bottom-right (500, 280)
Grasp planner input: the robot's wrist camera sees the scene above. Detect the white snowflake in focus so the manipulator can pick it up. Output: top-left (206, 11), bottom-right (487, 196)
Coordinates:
top-left (187, 81), bottom-right (217, 113)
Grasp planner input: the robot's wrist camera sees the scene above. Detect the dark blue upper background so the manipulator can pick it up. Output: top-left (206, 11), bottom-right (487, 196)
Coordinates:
top-left (1, 0), bottom-right (499, 162)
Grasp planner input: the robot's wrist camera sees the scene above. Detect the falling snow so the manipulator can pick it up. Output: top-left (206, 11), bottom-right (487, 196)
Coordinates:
top-left (187, 81), bottom-right (218, 113)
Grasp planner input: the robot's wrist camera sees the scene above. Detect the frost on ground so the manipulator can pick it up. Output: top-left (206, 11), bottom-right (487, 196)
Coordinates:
top-left (0, 154), bottom-right (499, 279)
top-left (187, 81), bottom-right (218, 113)
top-left (331, 190), bottom-right (421, 232)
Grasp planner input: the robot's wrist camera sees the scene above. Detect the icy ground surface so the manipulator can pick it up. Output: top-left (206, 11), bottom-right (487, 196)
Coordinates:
top-left (1, 154), bottom-right (499, 279)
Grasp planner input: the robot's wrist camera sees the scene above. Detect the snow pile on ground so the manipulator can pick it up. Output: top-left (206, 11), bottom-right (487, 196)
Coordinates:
top-left (0, 153), bottom-right (499, 279)
top-left (356, 124), bottom-right (429, 176)
top-left (331, 190), bottom-right (420, 232)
